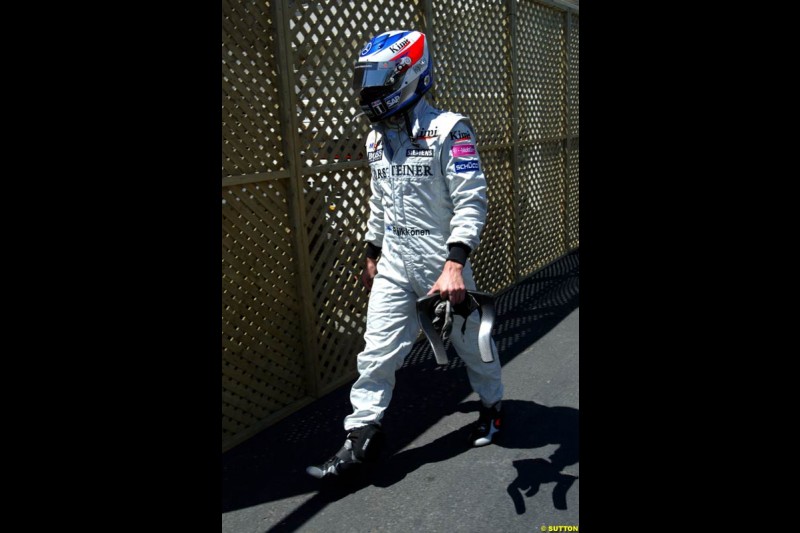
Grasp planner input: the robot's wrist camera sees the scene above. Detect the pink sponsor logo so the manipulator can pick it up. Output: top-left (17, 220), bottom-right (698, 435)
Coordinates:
top-left (451, 144), bottom-right (476, 157)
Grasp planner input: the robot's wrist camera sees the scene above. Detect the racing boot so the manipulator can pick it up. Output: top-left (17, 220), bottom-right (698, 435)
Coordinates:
top-left (306, 423), bottom-right (384, 479)
top-left (469, 401), bottom-right (502, 447)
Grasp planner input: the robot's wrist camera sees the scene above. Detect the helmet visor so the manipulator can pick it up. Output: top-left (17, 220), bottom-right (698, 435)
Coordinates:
top-left (352, 61), bottom-right (404, 96)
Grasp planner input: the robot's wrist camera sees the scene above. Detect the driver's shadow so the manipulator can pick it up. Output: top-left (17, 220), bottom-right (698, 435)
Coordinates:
top-left (495, 399), bottom-right (579, 513)
top-left (507, 458), bottom-right (578, 513)
top-left (370, 399), bottom-right (578, 513)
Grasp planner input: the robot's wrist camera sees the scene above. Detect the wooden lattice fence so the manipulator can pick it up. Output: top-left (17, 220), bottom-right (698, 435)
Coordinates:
top-left (222, 0), bottom-right (579, 451)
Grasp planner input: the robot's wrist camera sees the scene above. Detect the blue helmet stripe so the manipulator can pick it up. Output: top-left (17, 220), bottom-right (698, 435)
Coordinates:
top-left (369, 31), bottom-right (411, 53)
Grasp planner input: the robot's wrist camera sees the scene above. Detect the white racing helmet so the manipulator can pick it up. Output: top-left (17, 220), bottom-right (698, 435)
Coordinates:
top-left (353, 30), bottom-right (433, 122)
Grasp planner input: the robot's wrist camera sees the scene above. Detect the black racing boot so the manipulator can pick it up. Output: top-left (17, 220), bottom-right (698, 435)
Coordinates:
top-left (306, 423), bottom-right (384, 479)
top-left (469, 402), bottom-right (502, 447)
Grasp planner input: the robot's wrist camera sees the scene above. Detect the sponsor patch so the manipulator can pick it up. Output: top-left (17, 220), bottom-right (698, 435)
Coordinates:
top-left (407, 148), bottom-right (434, 157)
top-left (368, 150), bottom-right (383, 162)
top-left (360, 42), bottom-right (372, 56)
top-left (454, 160), bottom-right (480, 173)
top-left (450, 130), bottom-right (472, 142)
top-left (451, 144), bottom-right (476, 157)
top-left (373, 165), bottom-right (433, 179)
top-left (371, 100), bottom-right (387, 115)
top-left (385, 92), bottom-right (401, 108)
top-left (414, 128), bottom-right (438, 140)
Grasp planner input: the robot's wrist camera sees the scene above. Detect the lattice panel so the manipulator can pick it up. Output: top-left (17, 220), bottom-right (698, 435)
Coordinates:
top-left (222, 180), bottom-right (307, 442)
top-left (566, 136), bottom-right (579, 249)
top-left (289, 1), bottom-right (426, 169)
top-left (220, 1), bottom-right (579, 450)
top-left (517, 1), bottom-right (565, 142)
top-left (470, 147), bottom-right (517, 293)
top-left (431, 0), bottom-right (512, 147)
top-left (223, 0), bottom-right (286, 178)
top-left (516, 141), bottom-right (565, 277)
top-left (303, 167), bottom-right (373, 388)
top-left (568, 13), bottom-right (579, 137)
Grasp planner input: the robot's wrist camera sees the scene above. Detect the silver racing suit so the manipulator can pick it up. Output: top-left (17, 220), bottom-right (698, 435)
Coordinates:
top-left (344, 97), bottom-right (504, 430)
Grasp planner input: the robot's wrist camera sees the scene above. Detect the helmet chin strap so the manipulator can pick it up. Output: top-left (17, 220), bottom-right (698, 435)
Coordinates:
top-left (400, 95), bottom-right (423, 141)
top-left (404, 110), bottom-right (415, 142)
top-left (381, 96), bottom-right (422, 140)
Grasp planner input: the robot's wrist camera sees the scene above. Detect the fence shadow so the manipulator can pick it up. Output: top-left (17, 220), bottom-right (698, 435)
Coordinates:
top-left (222, 249), bottom-right (579, 529)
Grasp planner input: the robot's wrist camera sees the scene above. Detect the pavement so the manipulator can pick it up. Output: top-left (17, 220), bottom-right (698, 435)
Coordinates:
top-left (222, 249), bottom-right (579, 533)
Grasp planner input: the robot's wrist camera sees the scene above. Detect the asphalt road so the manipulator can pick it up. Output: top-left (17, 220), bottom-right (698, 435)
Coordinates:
top-left (222, 250), bottom-right (579, 533)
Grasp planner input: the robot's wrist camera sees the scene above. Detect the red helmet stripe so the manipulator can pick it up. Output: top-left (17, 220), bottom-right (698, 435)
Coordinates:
top-left (390, 34), bottom-right (425, 62)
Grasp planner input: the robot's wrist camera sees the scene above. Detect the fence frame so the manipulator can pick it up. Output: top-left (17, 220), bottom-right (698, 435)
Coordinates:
top-left (222, 0), bottom-right (579, 451)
